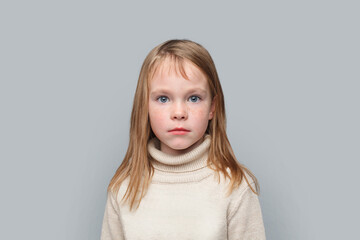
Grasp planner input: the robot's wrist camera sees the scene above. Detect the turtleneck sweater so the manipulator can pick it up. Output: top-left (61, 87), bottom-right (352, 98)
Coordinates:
top-left (101, 135), bottom-right (266, 240)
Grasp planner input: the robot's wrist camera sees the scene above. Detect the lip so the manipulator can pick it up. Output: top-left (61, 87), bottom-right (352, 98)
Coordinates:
top-left (169, 127), bottom-right (190, 132)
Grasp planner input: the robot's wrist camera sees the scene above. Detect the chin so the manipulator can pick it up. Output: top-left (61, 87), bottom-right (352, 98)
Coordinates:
top-left (169, 142), bottom-right (192, 150)
top-left (167, 138), bottom-right (195, 149)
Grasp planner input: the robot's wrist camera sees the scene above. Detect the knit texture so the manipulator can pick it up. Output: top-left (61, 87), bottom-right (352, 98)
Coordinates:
top-left (101, 135), bottom-right (266, 239)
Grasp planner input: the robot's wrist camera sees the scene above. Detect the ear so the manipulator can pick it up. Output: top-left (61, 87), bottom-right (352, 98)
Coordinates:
top-left (208, 95), bottom-right (216, 120)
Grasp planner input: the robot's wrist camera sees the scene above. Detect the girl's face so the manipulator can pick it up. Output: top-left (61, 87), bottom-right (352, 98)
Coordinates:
top-left (148, 58), bottom-right (215, 155)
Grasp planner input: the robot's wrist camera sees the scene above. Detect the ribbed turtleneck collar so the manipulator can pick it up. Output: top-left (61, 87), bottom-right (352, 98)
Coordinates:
top-left (147, 134), bottom-right (214, 183)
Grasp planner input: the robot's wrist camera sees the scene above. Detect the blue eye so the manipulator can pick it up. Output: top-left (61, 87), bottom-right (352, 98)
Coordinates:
top-left (189, 96), bottom-right (201, 102)
top-left (157, 96), bottom-right (169, 103)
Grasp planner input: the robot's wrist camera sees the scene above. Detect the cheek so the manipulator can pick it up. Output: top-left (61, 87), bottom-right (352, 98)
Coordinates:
top-left (191, 103), bottom-right (211, 117)
top-left (190, 107), bottom-right (211, 123)
top-left (149, 106), bottom-right (166, 128)
top-left (150, 115), bottom-right (166, 127)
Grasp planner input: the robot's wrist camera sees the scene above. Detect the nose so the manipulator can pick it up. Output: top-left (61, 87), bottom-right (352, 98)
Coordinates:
top-left (171, 102), bottom-right (188, 120)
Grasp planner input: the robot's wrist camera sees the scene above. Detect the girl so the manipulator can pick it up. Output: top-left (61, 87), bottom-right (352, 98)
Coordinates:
top-left (101, 39), bottom-right (266, 240)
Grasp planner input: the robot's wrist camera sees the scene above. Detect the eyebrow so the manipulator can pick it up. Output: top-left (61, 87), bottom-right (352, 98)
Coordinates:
top-left (149, 88), bottom-right (208, 97)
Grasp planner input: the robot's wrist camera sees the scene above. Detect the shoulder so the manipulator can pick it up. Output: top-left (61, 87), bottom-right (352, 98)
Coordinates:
top-left (213, 167), bottom-right (256, 194)
top-left (205, 166), bottom-right (257, 202)
top-left (108, 176), bottom-right (131, 206)
top-left (228, 169), bottom-right (257, 198)
top-left (225, 169), bottom-right (266, 239)
top-left (218, 168), bottom-right (259, 211)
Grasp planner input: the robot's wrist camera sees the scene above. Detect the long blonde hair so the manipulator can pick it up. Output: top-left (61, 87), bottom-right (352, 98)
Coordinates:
top-left (108, 39), bottom-right (259, 211)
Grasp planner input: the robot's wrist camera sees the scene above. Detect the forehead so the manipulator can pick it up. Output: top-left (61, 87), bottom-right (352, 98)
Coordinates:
top-left (149, 56), bottom-right (207, 86)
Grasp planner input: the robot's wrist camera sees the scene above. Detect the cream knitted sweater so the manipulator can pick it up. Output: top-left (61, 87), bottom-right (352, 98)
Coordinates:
top-left (101, 135), bottom-right (266, 239)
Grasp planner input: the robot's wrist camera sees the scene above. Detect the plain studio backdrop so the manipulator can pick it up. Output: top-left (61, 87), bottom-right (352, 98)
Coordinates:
top-left (0, 1), bottom-right (359, 239)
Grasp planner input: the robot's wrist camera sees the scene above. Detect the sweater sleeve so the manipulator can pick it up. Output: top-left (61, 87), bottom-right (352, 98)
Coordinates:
top-left (100, 191), bottom-right (125, 240)
top-left (227, 183), bottom-right (266, 240)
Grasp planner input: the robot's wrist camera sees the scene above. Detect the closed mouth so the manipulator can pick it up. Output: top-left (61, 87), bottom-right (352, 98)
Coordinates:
top-left (169, 128), bottom-right (190, 132)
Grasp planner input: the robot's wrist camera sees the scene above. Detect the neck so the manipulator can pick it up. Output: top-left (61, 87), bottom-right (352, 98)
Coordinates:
top-left (148, 134), bottom-right (211, 173)
top-left (159, 136), bottom-right (206, 156)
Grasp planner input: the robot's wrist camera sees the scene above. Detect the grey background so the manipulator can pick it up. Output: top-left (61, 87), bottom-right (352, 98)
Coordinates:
top-left (1, 0), bottom-right (359, 239)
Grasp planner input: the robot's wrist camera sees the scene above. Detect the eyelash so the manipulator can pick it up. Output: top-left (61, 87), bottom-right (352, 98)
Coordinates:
top-left (156, 95), bottom-right (202, 103)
